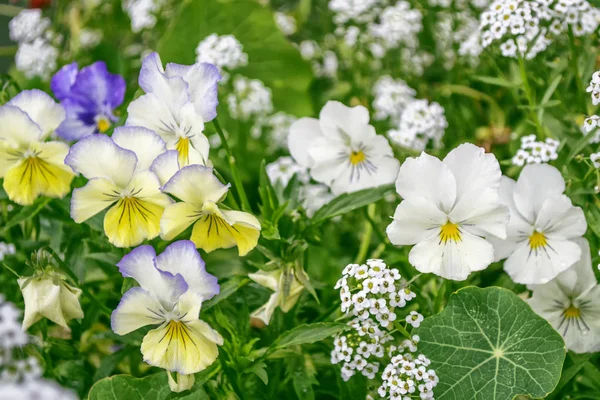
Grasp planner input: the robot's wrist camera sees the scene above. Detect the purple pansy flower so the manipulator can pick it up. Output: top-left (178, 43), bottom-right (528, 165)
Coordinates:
top-left (51, 61), bottom-right (126, 140)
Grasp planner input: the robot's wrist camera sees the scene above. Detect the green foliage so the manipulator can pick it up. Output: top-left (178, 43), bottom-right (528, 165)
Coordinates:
top-left (89, 373), bottom-right (209, 400)
top-left (270, 322), bottom-right (349, 351)
top-left (310, 185), bottom-right (394, 224)
top-left (417, 287), bottom-right (566, 399)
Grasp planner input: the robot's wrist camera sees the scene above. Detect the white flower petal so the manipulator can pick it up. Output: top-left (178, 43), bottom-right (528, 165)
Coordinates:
top-left (536, 196), bottom-right (586, 239)
top-left (112, 126), bottom-right (166, 171)
top-left (8, 89), bottom-right (65, 139)
top-left (319, 101), bottom-right (371, 141)
top-left (162, 165), bottom-right (230, 206)
top-left (111, 287), bottom-right (164, 335)
top-left (386, 197), bottom-right (447, 245)
top-left (151, 150), bottom-right (181, 187)
top-left (0, 105), bottom-right (42, 148)
top-left (513, 164), bottom-right (566, 222)
top-left (70, 178), bottom-right (119, 223)
top-left (288, 117), bottom-right (323, 167)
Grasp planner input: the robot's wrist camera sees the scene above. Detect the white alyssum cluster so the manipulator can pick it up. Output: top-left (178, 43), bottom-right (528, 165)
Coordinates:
top-left (266, 156), bottom-right (309, 187)
top-left (583, 115), bottom-right (600, 143)
top-left (549, 0), bottom-right (600, 37)
top-left (372, 76), bottom-right (416, 124)
top-left (378, 351), bottom-right (439, 400)
top-left (329, 0), bottom-right (382, 24)
top-left (511, 135), bottom-right (559, 166)
top-left (0, 299), bottom-right (28, 353)
top-left (195, 34), bottom-right (249, 72)
top-left (479, 0), bottom-right (554, 60)
top-left (123, 0), bottom-right (165, 32)
top-left (8, 9), bottom-right (50, 44)
top-left (251, 112), bottom-right (298, 150)
top-left (79, 28), bottom-right (103, 49)
top-left (0, 243), bottom-right (16, 262)
top-left (0, 379), bottom-right (78, 400)
top-left (227, 76), bottom-right (273, 121)
top-left (369, 2), bottom-right (423, 50)
top-left (275, 12), bottom-right (297, 35)
top-left (587, 71), bottom-right (600, 105)
top-left (336, 260), bottom-right (416, 328)
top-left (387, 99), bottom-right (448, 151)
top-left (9, 10), bottom-right (58, 79)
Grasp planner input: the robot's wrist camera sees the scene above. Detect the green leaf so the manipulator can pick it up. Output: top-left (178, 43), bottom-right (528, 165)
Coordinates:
top-left (473, 76), bottom-right (518, 88)
top-left (416, 286), bottom-right (566, 400)
top-left (248, 362), bottom-right (269, 385)
top-left (271, 322), bottom-right (348, 351)
top-left (2, 197), bottom-right (50, 233)
top-left (89, 373), bottom-right (209, 400)
top-left (203, 276), bottom-right (250, 311)
top-left (547, 352), bottom-right (593, 399)
top-left (157, 0), bottom-right (314, 115)
top-left (287, 354), bottom-right (318, 400)
top-left (310, 185), bottom-right (394, 224)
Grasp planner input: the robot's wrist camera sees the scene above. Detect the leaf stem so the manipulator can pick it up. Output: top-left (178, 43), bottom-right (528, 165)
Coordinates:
top-left (212, 118), bottom-right (252, 212)
top-left (354, 204), bottom-right (375, 263)
top-left (518, 57), bottom-right (545, 138)
top-left (393, 321), bottom-right (413, 340)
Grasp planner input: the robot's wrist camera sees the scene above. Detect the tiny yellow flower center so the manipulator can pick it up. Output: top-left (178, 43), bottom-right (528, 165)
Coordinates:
top-left (97, 117), bottom-right (111, 133)
top-left (176, 137), bottom-right (191, 165)
top-left (439, 221), bottom-right (461, 243)
top-left (349, 151), bottom-right (366, 165)
top-left (564, 305), bottom-right (581, 318)
top-left (529, 231), bottom-right (547, 250)
top-left (202, 200), bottom-right (220, 215)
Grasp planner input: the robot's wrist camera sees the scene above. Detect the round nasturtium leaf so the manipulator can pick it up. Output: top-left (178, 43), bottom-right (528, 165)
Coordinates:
top-left (416, 286), bottom-right (566, 400)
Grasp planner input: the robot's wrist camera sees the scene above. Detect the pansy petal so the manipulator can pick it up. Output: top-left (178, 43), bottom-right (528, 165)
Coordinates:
top-left (498, 177), bottom-right (532, 237)
top-left (155, 240), bottom-right (219, 301)
top-left (535, 195), bottom-right (586, 239)
top-left (504, 238), bottom-right (581, 285)
top-left (139, 52), bottom-right (189, 110)
top-left (165, 62), bottom-right (221, 121)
top-left (190, 210), bottom-right (260, 256)
top-left (127, 170), bottom-right (173, 207)
top-left (104, 198), bottom-right (166, 248)
top-left (307, 137), bottom-right (348, 186)
top-left (248, 270), bottom-right (280, 292)
top-left (409, 229), bottom-right (494, 281)
top-left (449, 192), bottom-right (509, 239)
top-left (126, 93), bottom-right (179, 141)
top-left (319, 101), bottom-right (371, 141)
top-left (0, 105), bottom-right (43, 147)
top-left (51, 62), bottom-right (79, 101)
top-left (65, 134), bottom-right (137, 187)
top-left (177, 102), bottom-right (209, 166)
top-left (386, 197), bottom-right (447, 245)
top-left (55, 99), bottom-right (98, 141)
top-left (395, 152), bottom-right (457, 214)
top-left (8, 89), bottom-right (65, 139)
top-left (162, 165), bottom-right (230, 206)
top-left (70, 178), bottom-right (119, 223)
top-left (513, 164), bottom-right (566, 222)
top-left (549, 238), bottom-right (597, 297)
top-left (160, 202), bottom-right (201, 241)
top-left (69, 61), bottom-right (125, 109)
top-left (117, 246), bottom-right (188, 306)
top-left (288, 117), bottom-right (323, 168)
top-left (151, 150), bottom-right (181, 187)
top-left (112, 126), bottom-right (167, 171)
top-left (111, 287), bottom-right (164, 335)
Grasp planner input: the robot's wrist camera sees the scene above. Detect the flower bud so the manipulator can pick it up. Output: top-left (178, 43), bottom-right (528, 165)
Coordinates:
top-left (167, 372), bottom-right (195, 393)
top-left (18, 275), bottom-right (84, 331)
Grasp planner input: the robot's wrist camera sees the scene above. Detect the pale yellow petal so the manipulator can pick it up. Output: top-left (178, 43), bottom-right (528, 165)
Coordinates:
top-left (160, 202), bottom-right (201, 241)
top-left (71, 178), bottom-right (120, 223)
top-left (104, 197), bottom-right (166, 248)
top-left (190, 210), bottom-right (260, 256)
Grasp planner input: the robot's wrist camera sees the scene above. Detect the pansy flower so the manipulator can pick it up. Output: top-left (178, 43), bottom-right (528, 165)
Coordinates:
top-left (529, 238), bottom-right (600, 354)
top-left (51, 61), bottom-right (126, 140)
top-left (159, 165), bottom-right (261, 256)
top-left (126, 52), bottom-right (220, 166)
top-left (287, 101), bottom-right (400, 195)
top-left (111, 241), bottom-right (222, 387)
top-left (489, 164), bottom-right (587, 284)
top-left (386, 143), bottom-right (509, 281)
top-left (65, 127), bottom-right (172, 248)
top-left (0, 90), bottom-right (74, 205)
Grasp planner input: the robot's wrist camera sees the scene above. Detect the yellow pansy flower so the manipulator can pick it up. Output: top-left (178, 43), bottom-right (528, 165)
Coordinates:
top-left (65, 127), bottom-right (173, 248)
top-left (0, 90), bottom-right (74, 205)
top-left (160, 165), bottom-right (261, 256)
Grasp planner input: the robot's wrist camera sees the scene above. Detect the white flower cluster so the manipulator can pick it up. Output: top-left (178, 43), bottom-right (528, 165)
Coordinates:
top-left (511, 135), bottom-right (559, 166)
top-left (123, 0), bottom-right (165, 33)
top-left (275, 12), bottom-right (297, 35)
top-left (369, 2), bottom-right (423, 51)
top-left (0, 379), bottom-right (77, 400)
top-left (0, 242), bottom-right (16, 262)
top-left (378, 351), bottom-right (439, 400)
top-left (9, 10), bottom-right (58, 79)
top-left (479, 0), bottom-right (554, 60)
top-left (79, 28), bottom-right (103, 49)
top-left (336, 260), bottom-right (416, 328)
top-left (331, 318), bottom-right (392, 381)
top-left (195, 34), bottom-right (249, 72)
top-left (587, 71), bottom-right (600, 105)
top-left (590, 152), bottom-right (600, 168)
top-left (266, 156), bottom-right (309, 187)
top-left (329, 0), bottom-right (382, 24)
top-left (0, 299), bottom-right (28, 353)
top-left (227, 76), bottom-right (274, 121)
top-left (300, 184), bottom-right (335, 217)
top-left (549, 0), bottom-right (600, 37)
top-left (251, 112), bottom-right (298, 150)
top-left (387, 99), bottom-right (448, 151)
top-left (372, 76), bottom-right (416, 124)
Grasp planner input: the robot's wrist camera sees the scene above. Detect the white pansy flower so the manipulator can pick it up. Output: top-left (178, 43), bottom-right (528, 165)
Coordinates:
top-left (489, 164), bottom-right (587, 284)
top-left (288, 101), bottom-right (400, 195)
top-left (386, 143), bottom-right (509, 281)
top-left (529, 238), bottom-right (600, 353)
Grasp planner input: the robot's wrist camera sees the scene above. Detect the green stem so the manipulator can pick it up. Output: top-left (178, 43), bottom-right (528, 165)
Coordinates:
top-left (567, 28), bottom-right (587, 113)
top-left (354, 204), bottom-right (375, 264)
top-left (0, 46), bottom-right (17, 57)
top-left (212, 119), bottom-right (252, 213)
top-left (393, 321), bottom-right (413, 340)
top-left (0, 4), bottom-right (22, 17)
top-left (518, 57), bottom-right (545, 138)
top-left (2, 263), bottom-right (20, 278)
top-left (363, 205), bottom-right (388, 245)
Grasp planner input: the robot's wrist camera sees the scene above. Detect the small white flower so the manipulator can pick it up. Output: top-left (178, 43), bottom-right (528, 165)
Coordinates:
top-left (9, 9), bottom-right (51, 43)
top-left (406, 311), bottom-right (424, 328)
top-left (591, 152), bottom-right (600, 168)
top-left (195, 33), bottom-right (248, 71)
top-left (227, 76), bottom-right (273, 121)
top-left (266, 156), bottom-right (309, 187)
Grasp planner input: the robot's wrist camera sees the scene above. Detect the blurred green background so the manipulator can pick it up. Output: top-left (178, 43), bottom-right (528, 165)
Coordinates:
top-left (0, 1), bottom-right (12, 73)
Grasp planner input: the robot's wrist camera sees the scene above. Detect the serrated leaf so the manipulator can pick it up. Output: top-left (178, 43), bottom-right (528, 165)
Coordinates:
top-left (310, 185), bottom-right (393, 224)
top-left (416, 286), bottom-right (565, 400)
top-left (271, 323), bottom-right (348, 351)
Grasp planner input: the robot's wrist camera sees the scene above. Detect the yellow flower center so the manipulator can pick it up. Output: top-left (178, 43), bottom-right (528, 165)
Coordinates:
top-left (439, 221), bottom-right (461, 243)
top-left (529, 231), bottom-right (547, 250)
top-left (349, 151), bottom-right (366, 165)
top-left (97, 117), bottom-right (111, 133)
top-left (564, 305), bottom-right (581, 318)
top-left (176, 137), bottom-right (191, 166)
